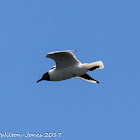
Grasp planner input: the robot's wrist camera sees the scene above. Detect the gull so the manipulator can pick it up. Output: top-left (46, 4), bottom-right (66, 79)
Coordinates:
top-left (36, 50), bottom-right (104, 83)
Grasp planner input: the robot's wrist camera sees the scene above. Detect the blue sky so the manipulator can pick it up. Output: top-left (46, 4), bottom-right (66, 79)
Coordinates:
top-left (0, 0), bottom-right (140, 140)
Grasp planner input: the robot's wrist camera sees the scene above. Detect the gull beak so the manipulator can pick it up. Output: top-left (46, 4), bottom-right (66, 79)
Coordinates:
top-left (36, 78), bottom-right (43, 83)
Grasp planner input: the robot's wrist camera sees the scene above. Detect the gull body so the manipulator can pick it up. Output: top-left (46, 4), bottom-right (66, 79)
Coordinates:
top-left (49, 64), bottom-right (87, 81)
top-left (37, 50), bottom-right (104, 83)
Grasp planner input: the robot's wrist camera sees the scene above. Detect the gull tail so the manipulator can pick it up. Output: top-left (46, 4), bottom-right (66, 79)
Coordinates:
top-left (82, 61), bottom-right (104, 71)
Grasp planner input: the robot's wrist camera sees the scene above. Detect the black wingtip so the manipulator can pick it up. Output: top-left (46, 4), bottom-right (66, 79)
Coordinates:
top-left (96, 81), bottom-right (99, 83)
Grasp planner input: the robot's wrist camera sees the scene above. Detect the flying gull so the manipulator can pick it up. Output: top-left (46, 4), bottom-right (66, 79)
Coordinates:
top-left (36, 50), bottom-right (104, 83)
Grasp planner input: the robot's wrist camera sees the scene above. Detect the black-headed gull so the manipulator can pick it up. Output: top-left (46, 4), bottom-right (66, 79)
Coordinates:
top-left (36, 50), bottom-right (104, 83)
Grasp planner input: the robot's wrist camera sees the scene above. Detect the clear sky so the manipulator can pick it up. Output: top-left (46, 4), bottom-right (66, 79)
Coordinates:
top-left (0, 0), bottom-right (140, 140)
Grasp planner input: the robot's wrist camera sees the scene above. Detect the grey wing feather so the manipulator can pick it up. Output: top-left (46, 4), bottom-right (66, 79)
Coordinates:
top-left (46, 50), bottom-right (80, 69)
top-left (52, 65), bottom-right (56, 69)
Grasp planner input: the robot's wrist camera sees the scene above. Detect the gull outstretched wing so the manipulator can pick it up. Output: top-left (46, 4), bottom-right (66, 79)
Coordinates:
top-left (75, 73), bottom-right (99, 83)
top-left (46, 50), bottom-right (80, 69)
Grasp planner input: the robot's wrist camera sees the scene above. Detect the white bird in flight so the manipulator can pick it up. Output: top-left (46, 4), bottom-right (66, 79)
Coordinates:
top-left (36, 50), bottom-right (104, 83)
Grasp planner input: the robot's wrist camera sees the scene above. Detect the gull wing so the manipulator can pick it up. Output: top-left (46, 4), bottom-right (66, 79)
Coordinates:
top-left (75, 73), bottom-right (99, 83)
top-left (52, 65), bottom-right (56, 69)
top-left (46, 50), bottom-right (80, 69)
